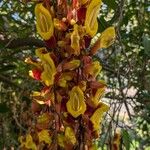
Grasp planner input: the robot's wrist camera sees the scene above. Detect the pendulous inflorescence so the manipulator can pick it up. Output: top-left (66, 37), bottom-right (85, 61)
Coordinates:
top-left (19, 0), bottom-right (116, 149)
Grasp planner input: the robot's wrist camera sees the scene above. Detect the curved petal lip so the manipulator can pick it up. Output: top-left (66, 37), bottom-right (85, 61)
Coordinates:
top-left (35, 3), bottom-right (54, 40)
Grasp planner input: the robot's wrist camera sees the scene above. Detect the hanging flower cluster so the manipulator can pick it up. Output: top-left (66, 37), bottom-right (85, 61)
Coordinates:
top-left (20, 0), bottom-right (115, 149)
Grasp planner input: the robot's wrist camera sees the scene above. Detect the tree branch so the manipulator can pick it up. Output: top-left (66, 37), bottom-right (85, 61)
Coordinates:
top-left (0, 37), bottom-right (46, 49)
top-left (0, 74), bottom-right (23, 90)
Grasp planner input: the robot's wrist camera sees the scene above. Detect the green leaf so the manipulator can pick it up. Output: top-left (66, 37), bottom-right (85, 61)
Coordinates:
top-left (98, 17), bottom-right (108, 32)
top-left (122, 129), bottom-right (131, 150)
top-left (143, 35), bottom-right (150, 56)
top-left (103, 0), bottom-right (117, 10)
top-left (0, 103), bottom-right (10, 113)
top-left (0, 65), bottom-right (16, 72)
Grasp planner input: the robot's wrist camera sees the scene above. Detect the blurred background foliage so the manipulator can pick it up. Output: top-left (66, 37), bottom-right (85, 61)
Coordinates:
top-left (0, 0), bottom-right (150, 149)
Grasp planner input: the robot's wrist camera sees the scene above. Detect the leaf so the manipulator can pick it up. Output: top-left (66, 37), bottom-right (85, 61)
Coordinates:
top-left (0, 103), bottom-right (10, 113)
top-left (103, 0), bottom-right (117, 10)
top-left (98, 17), bottom-right (108, 32)
top-left (122, 129), bottom-right (131, 150)
top-left (0, 65), bottom-right (16, 72)
top-left (143, 35), bottom-right (150, 56)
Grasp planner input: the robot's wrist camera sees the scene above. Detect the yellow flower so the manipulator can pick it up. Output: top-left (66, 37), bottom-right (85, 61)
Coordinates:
top-left (91, 27), bottom-right (115, 54)
top-left (35, 48), bottom-right (56, 86)
top-left (63, 59), bottom-right (81, 71)
top-left (35, 47), bottom-right (47, 60)
top-left (85, 61), bottom-right (102, 78)
top-left (66, 86), bottom-right (86, 118)
top-left (100, 27), bottom-right (116, 48)
top-left (37, 113), bottom-right (50, 124)
top-left (35, 3), bottom-right (54, 40)
top-left (71, 24), bottom-right (80, 56)
top-left (91, 61), bottom-right (102, 77)
top-left (78, 81), bottom-right (87, 91)
top-left (58, 72), bottom-right (74, 87)
top-left (85, 0), bottom-right (102, 37)
top-left (65, 127), bottom-right (76, 145)
top-left (91, 87), bottom-right (106, 107)
top-left (31, 88), bottom-right (54, 105)
top-left (18, 136), bottom-right (25, 148)
top-left (90, 102), bottom-right (109, 131)
top-left (58, 134), bottom-right (65, 148)
top-left (19, 134), bottom-right (37, 150)
top-left (38, 130), bottom-right (52, 144)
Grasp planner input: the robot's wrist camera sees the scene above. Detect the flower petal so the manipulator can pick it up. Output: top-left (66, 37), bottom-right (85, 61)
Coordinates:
top-left (66, 86), bottom-right (86, 118)
top-left (29, 69), bottom-right (42, 80)
top-left (58, 72), bottom-right (74, 87)
top-left (100, 27), bottom-right (116, 48)
top-left (25, 134), bottom-right (37, 150)
top-left (38, 130), bottom-right (52, 144)
top-left (36, 48), bottom-right (56, 86)
top-left (35, 3), bottom-right (54, 40)
top-left (37, 113), bottom-right (50, 124)
top-left (91, 26), bottom-right (116, 54)
top-left (63, 59), bottom-right (80, 71)
top-left (65, 127), bottom-right (76, 145)
top-left (84, 61), bottom-right (102, 78)
top-left (71, 24), bottom-right (80, 55)
top-left (85, 0), bottom-right (102, 37)
top-left (90, 103), bottom-right (109, 131)
top-left (58, 134), bottom-right (65, 148)
top-left (91, 87), bottom-right (106, 107)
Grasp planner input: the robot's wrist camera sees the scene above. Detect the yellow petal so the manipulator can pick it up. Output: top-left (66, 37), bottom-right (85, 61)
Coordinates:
top-left (66, 86), bottom-right (86, 118)
top-left (35, 3), bottom-right (54, 40)
top-left (78, 81), bottom-right (87, 91)
top-left (71, 24), bottom-right (80, 55)
top-left (85, 0), bottom-right (102, 37)
top-left (38, 130), bottom-right (51, 144)
top-left (91, 87), bottom-right (106, 107)
top-left (58, 134), bottom-right (65, 148)
top-left (100, 27), bottom-right (116, 48)
top-left (32, 91), bottom-right (41, 97)
top-left (58, 78), bottom-right (67, 87)
top-left (86, 61), bottom-right (102, 78)
top-left (41, 63), bottom-right (56, 86)
top-left (25, 134), bottom-right (37, 150)
top-left (65, 127), bottom-right (76, 145)
top-left (31, 91), bottom-right (46, 105)
top-left (18, 136), bottom-right (25, 147)
top-left (90, 103), bottom-right (109, 131)
top-left (37, 113), bottom-right (50, 124)
top-left (58, 72), bottom-right (74, 87)
top-left (63, 59), bottom-right (81, 70)
top-left (92, 61), bottom-right (102, 77)
top-left (35, 47), bottom-right (47, 60)
top-left (35, 48), bottom-right (56, 86)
